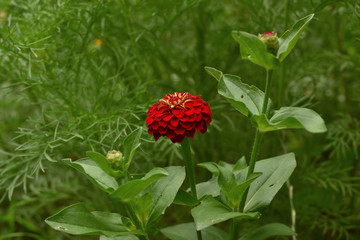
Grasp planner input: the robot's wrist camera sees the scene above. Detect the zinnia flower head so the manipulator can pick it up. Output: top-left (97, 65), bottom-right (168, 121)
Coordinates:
top-left (258, 31), bottom-right (279, 55)
top-left (146, 92), bottom-right (212, 143)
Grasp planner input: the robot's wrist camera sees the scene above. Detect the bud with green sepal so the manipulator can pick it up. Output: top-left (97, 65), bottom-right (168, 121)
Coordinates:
top-left (258, 32), bottom-right (279, 55)
top-left (107, 150), bottom-right (124, 171)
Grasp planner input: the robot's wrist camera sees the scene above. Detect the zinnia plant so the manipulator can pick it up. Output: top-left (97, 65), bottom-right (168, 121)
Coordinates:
top-left (45, 13), bottom-right (327, 240)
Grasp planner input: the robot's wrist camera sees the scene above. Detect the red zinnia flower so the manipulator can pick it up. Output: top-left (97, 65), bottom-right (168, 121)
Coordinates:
top-left (146, 92), bottom-right (212, 143)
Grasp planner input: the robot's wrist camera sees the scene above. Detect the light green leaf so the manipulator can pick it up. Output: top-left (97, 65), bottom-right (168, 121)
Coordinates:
top-left (86, 151), bottom-right (115, 177)
top-left (109, 168), bottom-right (168, 202)
top-left (145, 166), bottom-right (186, 234)
top-left (233, 156), bottom-right (247, 171)
top-left (130, 193), bottom-right (153, 226)
top-left (244, 153), bottom-right (296, 212)
top-left (191, 196), bottom-right (260, 230)
top-left (218, 73), bottom-right (269, 117)
top-left (204, 66), bottom-right (222, 81)
top-left (161, 223), bottom-right (228, 240)
top-left (277, 14), bottom-right (314, 62)
top-left (232, 31), bottom-right (280, 70)
top-left (196, 178), bottom-right (221, 199)
top-left (123, 128), bottom-right (142, 171)
top-left (239, 223), bottom-right (296, 240)
top-left (173, 188), bottom-right (199, 206)
top-left (198, 162), bottom-right (220, 176)
top-left (100, 236), bottom-right (139, 240)
top-left (251, 107), bottom-right (327, 133)
top-left (45, 203), bottom-right (140, 237)
top-left (63, 158), bottom-right (118, 193)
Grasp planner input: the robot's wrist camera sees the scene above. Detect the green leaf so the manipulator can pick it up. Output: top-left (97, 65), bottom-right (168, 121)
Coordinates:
top-left (145, 166), bottom-right (186, 234)
top-left (173, 188), bottom-right (199, 206)
top-left (218, 73), bottom-right (269, 117)
top-left (232, 31), bottom-right (279, 70)
top-left (86, 151), bottom-right (115, 177)
top-left (161, 223), bottom-right (229, 240)
top-left (109, 168), bottom-right (168, 202)
top-left (204, 66), bottom-right (222, 81)
top-left (233, 156), bottom-right (247, 171)
top-left (63, 158), bottom-right (118, 193)
top-left (239, 223), bottom-right (296, 240)
top-left (217, 165), bottom-right (236, 200)
top-left (100, 236), bottom-right (139, 240)
top-left (45, 203), bottom-right (140, 237)
top-left (196, 178), bottom-right (221, 199)
top-left (244, 153), bottom-right (296, 212)
top-left (198, 162), bottom-right (220, 176)
top-left (191, 196), bottom-right (260, 230)
top-left (277, 14), bottom-right (314, 62)
top-left (251, 107), bottom-right (327, 133)
top-left (130, 193), bottom-right (153, 226)
top-left (227, 173), bottom-right (262, 209)
top-left (123, 128), bottom-right (142, 171)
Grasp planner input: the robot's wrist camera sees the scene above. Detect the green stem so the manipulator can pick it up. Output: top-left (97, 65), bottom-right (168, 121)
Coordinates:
top-left (180, 137), bottom-right (202, 240)
top-left (229, 69), bottom-right (273, 240)
top-left (181, 137), bottom-right (198, 198)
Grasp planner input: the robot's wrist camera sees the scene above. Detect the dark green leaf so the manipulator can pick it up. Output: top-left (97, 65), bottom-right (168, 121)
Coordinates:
top-left (239, 223), bottom-right (296, 240)
top-left (277, 14), bottom-right (314, 62)
top-left (251, 107), bottom-right (327, 133)
top-left (161, 223), bottom-right (228, 240)
top-left (100, 236), bottom-right (139, 240)
top-left (191, 196), bottom-right (260, 230)
top-left (109, 168), bottom-right (168, 202)
top-left (45, 203), bottom-right (140, 237)
top-left (244, 153), bottom-right (296, 212)
top-left (232, 31), bottom-right (279, 70)
top-left (63, 158), bottom-right (118, 193)
top-left (173, 188), bottom-right (199, 206)
top-left (233, 156), bottom-right (247, 171)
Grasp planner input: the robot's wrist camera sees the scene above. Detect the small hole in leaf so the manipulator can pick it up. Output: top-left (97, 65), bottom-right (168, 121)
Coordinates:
top-left (269, 184), bottom-right (274, 187)
top-left (240, 95), bottom-right (244, 98)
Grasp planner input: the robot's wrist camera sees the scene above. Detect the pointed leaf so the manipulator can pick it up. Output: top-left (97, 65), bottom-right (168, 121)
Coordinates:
top-left (196, 178), bottom-right (221, 199)
top-left (251, 107), bottom-right (327, 133)
top-left (63, 158), bottom-right (118, 193)
top-left (205, 66), bottom-right (222, 81)
top-left (173, 188), bottom-right (199, 206)
top-left (239, 223), bottom-right (296, 240)
top-left (100, 236), bottom-right (139, 240)
top-left (45, 203), bottom-right (140, 237)
top-left (219, 73), bottom-right (269, 117)
top-left (198, 162), bottom-right (220, 176)
top-left (86, 151), bottom-right (115, 177)
top-left (123, 128), bottom-right (142, 170)
top-left (277, 14), bottom-right (314, 62)
top-left (161, 223), bottom-right (228, 240)
top-left (109, 168), bottom-right (168, 202)
top-left (234, 156), bottom-right (247, 171)
top-left (244, 153), bottom-right (296, 212)
top-left (232, 31), bottom-right (279, 70)
top-left (145, 166), bottom-right (186, 234)
top-left (191, 196), bottom-right (260, 230)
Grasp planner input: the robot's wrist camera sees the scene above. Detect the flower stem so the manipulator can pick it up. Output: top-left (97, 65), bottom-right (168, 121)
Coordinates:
top-left (180, 137), bottom-right (202, 240)
top-left (229, 69), bottom-right (273, 240)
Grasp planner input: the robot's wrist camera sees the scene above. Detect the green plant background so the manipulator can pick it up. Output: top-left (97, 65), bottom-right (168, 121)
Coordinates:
top-left (0, 0), bottom-right (359, 239)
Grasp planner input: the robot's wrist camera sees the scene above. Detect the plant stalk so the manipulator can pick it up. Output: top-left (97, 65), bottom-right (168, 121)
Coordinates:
top-left (180, 137), bottom-right (202, 240)
top-left (229, 69), bottom-right (273, 240)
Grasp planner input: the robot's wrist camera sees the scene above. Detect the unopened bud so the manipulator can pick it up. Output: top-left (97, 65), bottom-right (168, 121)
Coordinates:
top-left (106, 150), bottom-right (123, 171)
top-left (258, 32), bottom-right (279, 55)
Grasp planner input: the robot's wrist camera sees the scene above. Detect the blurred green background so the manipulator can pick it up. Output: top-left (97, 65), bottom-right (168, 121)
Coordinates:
top-left (0, 0), bottom-right (359, 239)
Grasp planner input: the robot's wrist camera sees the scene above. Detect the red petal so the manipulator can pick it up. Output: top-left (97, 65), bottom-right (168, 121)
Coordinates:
top-left (180, 121), bottom-right (195, 130)
top-left (158, 127), bottom-right (167, 134)
top-left (170, 117), bottom-right (179, 128)
top-left (185, 108), bottom-right (195, 116)
top-left (159, 120), bottom-right (168, 128)
top-left (195, 120), bottom-right (205, 132)
top-left (185, 129), bottom-right (196, 138)
top-left (153, 132), bottom-right (161, 141)
top-left (166, 129), bottom-right (175, 139)
top-left (174, 125), bottom-right (186, 135)
top-left (200, 122), bottom-right (208, 134)
top-left (163, 114), bottom-right (173, 121)
top-left (170, 134), bottom-right (185, 143)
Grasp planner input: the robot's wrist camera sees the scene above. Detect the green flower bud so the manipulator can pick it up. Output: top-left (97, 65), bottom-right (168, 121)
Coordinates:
top-left (258, 32), bottom-right (279, 55)
top-left (106, 150), bottom-right (123, 171)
